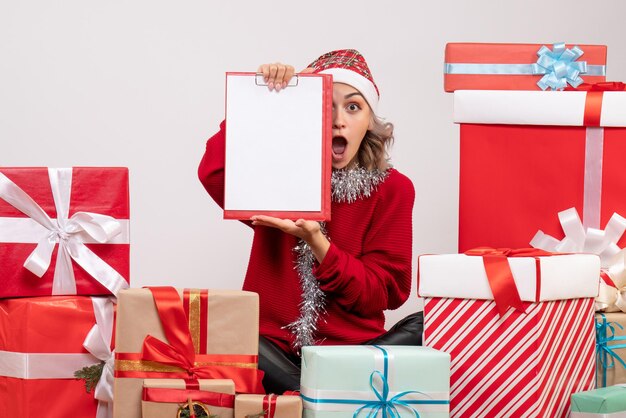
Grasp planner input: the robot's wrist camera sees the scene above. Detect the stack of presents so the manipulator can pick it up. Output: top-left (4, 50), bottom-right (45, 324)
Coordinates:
top-left (2, 41), bottom-right (626, 418)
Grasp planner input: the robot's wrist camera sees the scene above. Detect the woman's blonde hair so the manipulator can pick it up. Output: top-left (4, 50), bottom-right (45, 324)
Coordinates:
top-left (357, 115), bottom-right (394, 170)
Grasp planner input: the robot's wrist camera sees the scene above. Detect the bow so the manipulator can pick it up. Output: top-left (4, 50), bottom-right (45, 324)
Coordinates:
top-left (533, 43), bottom-right (587, 90)
top-left (83, 297), bottom-right (115, 418)
top-left (464, 247), bottom-right (552, 316)
top-left (595, 313), bottom-right (626, 387)
top-left (352, 346), bottom-right (422, 418)
top-left (0, 168), bottom-right (129, 296)
top-left (130, 287), bottom-right (265, 393)
top-left (352, 371), bottom-right (421, 418)
top-left (531, 208), bottom-right (626, 311)
top-left (531, 208), bottom-right (626, 267)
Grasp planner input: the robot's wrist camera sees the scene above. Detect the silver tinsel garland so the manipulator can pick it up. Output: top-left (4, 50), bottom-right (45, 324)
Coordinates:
top-left (285, 166), bottom-right (390, 351)
top-left (331, 165), bottom-right (390, 203)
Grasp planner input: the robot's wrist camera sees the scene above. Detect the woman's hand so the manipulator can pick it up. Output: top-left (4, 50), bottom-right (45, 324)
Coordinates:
top-left (257, 63), bottom-right (315, 92)
top-left (250, 215), bottom-right (330, 263)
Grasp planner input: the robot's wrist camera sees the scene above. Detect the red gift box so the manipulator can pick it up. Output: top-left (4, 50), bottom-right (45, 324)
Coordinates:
top-left (0, 296), bottom-right (115, 418)
top-left (454, 89), bottom-right (626, 253)
top-left (418, 252), bottom-right (599, 417)
top-left (444, 42), bottom-right (607, 92)
top-left (0, 167), bottom-right (130, 297)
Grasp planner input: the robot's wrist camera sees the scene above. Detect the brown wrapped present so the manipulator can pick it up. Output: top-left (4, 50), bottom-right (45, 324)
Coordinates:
top-left (596, 312), bottom-right (626, 387)
top-left (235, 394), bottom-right (302, 418)
top-left (142, 379), bottom-right (235, 418)
top-left (114, 287), bottom-right (264, 418)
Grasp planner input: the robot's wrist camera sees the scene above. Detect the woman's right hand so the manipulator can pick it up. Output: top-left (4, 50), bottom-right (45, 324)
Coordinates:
top-left (257, 63), bottom-right (315, 91)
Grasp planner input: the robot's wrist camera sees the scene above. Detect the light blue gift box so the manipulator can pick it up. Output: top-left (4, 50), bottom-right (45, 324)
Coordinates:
top-left (300, 345), bottom-right (450, 418)
top-left (571, 385), bottom-right (626, 418)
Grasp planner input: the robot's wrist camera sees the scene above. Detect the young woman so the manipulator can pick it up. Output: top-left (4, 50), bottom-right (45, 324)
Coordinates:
top-left (198, 49), bottom-right (422, 393)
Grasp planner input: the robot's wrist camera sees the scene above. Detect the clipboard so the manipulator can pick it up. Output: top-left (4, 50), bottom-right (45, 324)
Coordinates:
top-left (224, 72), bottom-right (332, 220)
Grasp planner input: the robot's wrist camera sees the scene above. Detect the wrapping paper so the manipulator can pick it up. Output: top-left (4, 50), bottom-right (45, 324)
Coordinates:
top-left (0, 295), bottom-right (112, 417)
top-left (300, 345), bottom-right (450, 418)
top-left (113, 287), bottom-right (263, 418)
top-left (423, 296), bottom-right (596, 417)
top-left (142, 379), bottom-right (235, 418)
top-left (455, 89), bottom-right (626, 252)
top-left (0, 167), bottom-right (130, 297)
top-left (444, 42), bottom-right (607, 92)
top-left (571, 385), bottom-right (626, 417)
top-left (235, 394), bottom-right (302, 418)
top-left (596, 313), bottom-right (626, 387)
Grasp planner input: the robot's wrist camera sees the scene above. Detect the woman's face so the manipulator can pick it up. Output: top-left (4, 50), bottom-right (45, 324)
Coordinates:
top-left (331, 83), bottom-right (372, 170)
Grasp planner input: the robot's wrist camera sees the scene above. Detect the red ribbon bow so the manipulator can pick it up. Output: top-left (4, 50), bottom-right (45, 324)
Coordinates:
top-left (565, 81), bottom-right (626, 126)
top-left (464, 247), bottom-right (553, 317)
top-left (140, 287), bottom-right (265, 393)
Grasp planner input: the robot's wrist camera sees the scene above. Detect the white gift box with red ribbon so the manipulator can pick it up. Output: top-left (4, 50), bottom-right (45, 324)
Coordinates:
top-left (418, 252), bottom-right (600, 417)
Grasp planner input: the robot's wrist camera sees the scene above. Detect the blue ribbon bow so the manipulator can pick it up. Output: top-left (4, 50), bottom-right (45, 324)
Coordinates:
top-left (532, 42), bottom-right (587, 90)
top-left (352, 346), bottom-right (422, 418)
top-left (595, 313), bottom-right (626, 388)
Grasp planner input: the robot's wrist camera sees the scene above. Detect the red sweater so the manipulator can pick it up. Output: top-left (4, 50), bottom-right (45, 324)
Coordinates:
top-left (198, 121), bottom-right (415, 354)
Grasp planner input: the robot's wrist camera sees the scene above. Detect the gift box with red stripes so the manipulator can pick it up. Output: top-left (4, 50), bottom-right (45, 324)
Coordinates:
top-left (418, 251), bottom-right (600, 418)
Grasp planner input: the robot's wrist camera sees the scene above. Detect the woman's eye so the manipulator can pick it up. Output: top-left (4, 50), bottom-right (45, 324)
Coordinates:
top-left (347, 103), bottom-right (361, 112)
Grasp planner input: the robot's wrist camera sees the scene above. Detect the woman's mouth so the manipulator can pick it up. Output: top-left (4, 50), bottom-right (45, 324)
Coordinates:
top-left (332, 136), bottom-right (347, 157)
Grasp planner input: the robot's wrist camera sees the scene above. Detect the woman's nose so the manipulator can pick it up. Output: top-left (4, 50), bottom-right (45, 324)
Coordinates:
top-left (333, 109), bottom-right (345, 128)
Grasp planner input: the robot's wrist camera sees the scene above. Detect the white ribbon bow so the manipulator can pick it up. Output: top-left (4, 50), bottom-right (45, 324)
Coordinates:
top-left (530, 207), bottom-right (626, 311)
top-left (83, 297), bottom-right (115, 418)
top-left (0, 168), bottom-right (129, 296)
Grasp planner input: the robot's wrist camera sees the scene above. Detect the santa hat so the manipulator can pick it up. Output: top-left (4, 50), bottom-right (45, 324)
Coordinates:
top-left (307, 49), bottom-right (379, 113)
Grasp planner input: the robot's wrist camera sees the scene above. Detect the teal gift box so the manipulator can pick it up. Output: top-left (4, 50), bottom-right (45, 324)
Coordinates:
top-left (571, 385), bottom-right (626, 417)
top-left (300, 345), bottom-right (450, 418)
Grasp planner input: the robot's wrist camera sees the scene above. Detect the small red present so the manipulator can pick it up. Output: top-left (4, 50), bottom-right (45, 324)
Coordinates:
top-left (444, 42), bottom-right (607, 92)
top-left (0, 167), bottom-right (130, 297)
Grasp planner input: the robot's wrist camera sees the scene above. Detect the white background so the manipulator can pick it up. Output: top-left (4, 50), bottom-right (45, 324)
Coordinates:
top-left (2, 0), bottom-right (626, 327)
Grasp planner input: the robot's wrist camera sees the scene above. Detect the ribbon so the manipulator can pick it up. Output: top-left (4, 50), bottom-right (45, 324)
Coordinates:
top-left (301, 346), bottom-right (449, 417)
top-left (534, 43), bottom-right (589, 90)
top-left (263, 394), bottom-right (278, 418)
top-left (563, 82), bottom-right (626, 227)
top-left (443, 43), bottom-right (606, 90)
top-left (141, 386), bottom-right (235, 408)
top-left (115, 287), bottom-right (265, 394)
top-left (531, 208), bottom-right (626, 267)
top-left (82, 297), bottom-right (115, 418)
top-left (0, 168), bottom-right (129, 296)
top-left (464, 247), bottom-right (553, 316)
top-left (595, 314), bottom-right (626, 387)
top-left (530, 208), bottom-right (626, 311)
top-left (0, 350), bottom-right (100, 379)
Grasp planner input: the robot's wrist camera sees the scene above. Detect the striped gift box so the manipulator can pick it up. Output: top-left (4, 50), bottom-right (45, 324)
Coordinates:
top-left (419, 252), bottom-right (600, 417)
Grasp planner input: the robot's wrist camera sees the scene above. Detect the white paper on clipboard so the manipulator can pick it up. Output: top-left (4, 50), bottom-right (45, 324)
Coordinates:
top-left (224, 72), bottom-right (331, 219)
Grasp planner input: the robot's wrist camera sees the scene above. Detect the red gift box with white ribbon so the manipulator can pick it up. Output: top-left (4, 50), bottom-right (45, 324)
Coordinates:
top-left (0, 296), bottom-right (116, 418)
top-left (0, 167), bottom-right (130, 297)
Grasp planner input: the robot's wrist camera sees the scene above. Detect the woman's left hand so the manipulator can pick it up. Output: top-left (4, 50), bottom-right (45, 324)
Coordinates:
top-left (250, 215), bottom-right (330, 262)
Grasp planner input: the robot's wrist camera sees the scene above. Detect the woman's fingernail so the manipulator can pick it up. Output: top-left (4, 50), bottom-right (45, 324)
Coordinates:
top-left (275, 83), bottom-right (282, 92)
